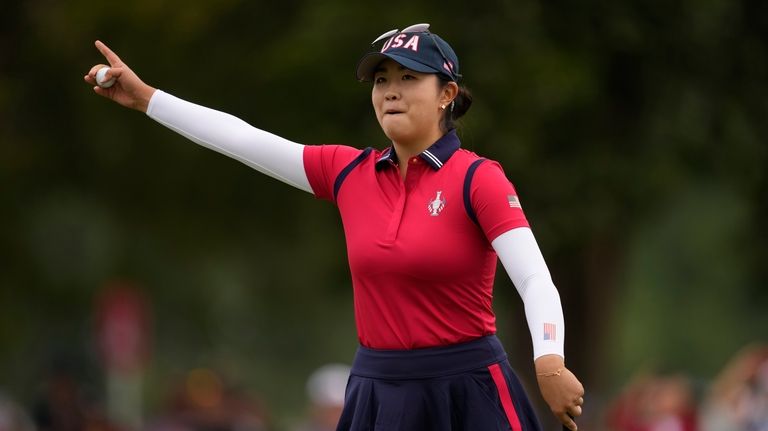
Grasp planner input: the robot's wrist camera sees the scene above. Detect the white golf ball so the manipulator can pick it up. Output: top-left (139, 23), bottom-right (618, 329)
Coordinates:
top-left (96, 67), bottom-right (115, 88)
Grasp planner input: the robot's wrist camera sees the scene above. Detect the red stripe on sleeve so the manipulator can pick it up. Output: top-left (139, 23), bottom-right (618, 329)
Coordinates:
top-left (488, 363), bottom-right (523, 431)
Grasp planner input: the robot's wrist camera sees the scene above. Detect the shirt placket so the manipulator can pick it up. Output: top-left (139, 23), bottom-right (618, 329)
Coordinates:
top-left (382, 157), bottom-right (423, 245)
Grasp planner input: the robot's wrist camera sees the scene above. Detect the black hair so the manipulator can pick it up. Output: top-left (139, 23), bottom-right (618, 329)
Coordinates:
top-left (438, 76), bottom-right (472, 132)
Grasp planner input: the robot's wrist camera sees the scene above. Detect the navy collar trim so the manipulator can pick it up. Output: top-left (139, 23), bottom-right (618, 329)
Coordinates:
top-left (375, 129), bottom-right (461, 171)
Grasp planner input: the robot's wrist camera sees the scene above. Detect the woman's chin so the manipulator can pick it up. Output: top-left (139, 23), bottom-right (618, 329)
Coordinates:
top-left (380, 119), bottom-right (413, 142)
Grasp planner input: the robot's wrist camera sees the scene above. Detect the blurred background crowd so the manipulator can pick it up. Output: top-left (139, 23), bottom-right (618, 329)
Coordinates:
top-left (0, 345), bottom-right (767, 430)
top-left (1, 0), bottom-right (766, 430)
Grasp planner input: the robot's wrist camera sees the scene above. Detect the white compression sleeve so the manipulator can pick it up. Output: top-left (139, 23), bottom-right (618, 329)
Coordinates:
top-left (492, 227), bottom-right (565, 360)
top-left (146, 90), bottom-right (312, 193)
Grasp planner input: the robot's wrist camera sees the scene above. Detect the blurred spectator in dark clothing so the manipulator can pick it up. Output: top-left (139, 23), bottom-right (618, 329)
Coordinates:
top-left (29, 359), bottom-right (124, 431)
top-left (145, 368), bottom-right (269, 431)
top-left (31, 370), bottom-right (88, 431)
top-left (701, 344), bottom-right (768, 431)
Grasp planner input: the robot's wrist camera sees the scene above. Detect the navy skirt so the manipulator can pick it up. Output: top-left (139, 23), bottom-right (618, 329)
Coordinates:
top-left (336, 335), bottom-right (542, 431)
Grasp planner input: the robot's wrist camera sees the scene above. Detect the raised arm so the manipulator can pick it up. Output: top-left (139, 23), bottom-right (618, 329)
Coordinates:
top-left (492, 227), bottom-right (585, 430)
top-left (84, 41), bottom-right (311, 193)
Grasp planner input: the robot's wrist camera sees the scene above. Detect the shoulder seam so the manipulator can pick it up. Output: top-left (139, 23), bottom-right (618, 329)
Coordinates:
top-left (333, 147), bottom-right (373, 203)
top-left (463, 158), bottom-right (487, 226)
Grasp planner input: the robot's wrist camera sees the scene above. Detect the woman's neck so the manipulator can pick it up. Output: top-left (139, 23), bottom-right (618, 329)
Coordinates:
top-left (393, 129), bottom-right (444, 161)
top-left (392, 128), bottom-right (445, 178)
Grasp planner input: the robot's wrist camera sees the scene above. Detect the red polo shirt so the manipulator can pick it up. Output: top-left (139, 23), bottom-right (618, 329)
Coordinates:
top-left (303, 130), bottom-right (529, 349)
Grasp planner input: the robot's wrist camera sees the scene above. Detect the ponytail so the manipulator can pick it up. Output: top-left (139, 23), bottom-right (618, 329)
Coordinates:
top-left (438, 77), bottom-right (473, 132)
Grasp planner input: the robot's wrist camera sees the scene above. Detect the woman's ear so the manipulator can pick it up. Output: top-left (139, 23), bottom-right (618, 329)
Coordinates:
top-left (441, 81), bottom-right (459, 105)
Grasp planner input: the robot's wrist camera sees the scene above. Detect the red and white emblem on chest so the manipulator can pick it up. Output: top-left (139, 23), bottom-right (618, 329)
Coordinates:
top-left (427, 191), bottom-right (446, 216)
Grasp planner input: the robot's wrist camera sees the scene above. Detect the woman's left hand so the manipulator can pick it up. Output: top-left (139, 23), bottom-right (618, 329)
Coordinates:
top-left (534, 354), bottom-right (585, 430)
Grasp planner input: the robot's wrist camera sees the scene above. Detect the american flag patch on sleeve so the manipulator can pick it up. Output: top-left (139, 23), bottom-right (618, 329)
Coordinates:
top-left (507, 195), bottom-right (522, 209)
top-left (543, 323), bottom-right (556, 341)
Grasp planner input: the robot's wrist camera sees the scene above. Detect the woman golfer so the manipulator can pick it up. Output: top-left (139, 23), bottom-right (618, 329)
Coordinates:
top-left (85, 23), bottom-right (585, 431)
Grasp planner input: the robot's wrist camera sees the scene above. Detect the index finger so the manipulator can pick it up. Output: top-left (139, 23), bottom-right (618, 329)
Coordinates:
top-left (95, 40), bottom-right (121, 66)
top-left (561, 413), bottom-right (577, 431)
